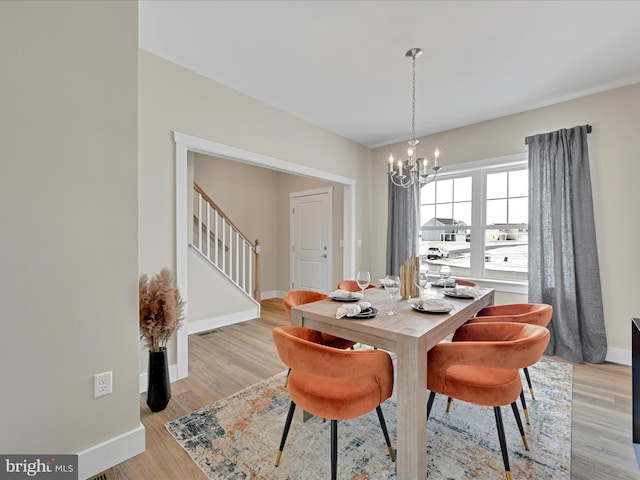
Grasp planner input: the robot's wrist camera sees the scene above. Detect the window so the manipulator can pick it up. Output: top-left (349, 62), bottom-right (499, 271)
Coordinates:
top-left (419, 154), bottom-right (528, 282)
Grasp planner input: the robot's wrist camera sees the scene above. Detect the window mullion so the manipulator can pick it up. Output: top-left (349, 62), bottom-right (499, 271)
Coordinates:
top-left (469, 170), bottom-right (485, 277)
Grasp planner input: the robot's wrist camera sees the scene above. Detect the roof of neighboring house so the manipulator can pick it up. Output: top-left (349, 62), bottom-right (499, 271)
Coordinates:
top-left (420, 218), bottom-right (467, 228)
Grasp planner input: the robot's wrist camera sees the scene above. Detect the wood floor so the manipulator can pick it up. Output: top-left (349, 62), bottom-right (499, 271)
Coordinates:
top-left (111, 298), bottom-right (639, 480)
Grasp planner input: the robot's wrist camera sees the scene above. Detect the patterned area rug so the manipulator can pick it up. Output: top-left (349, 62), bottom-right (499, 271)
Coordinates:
top-left (166, 357), bottom-right (572, 479)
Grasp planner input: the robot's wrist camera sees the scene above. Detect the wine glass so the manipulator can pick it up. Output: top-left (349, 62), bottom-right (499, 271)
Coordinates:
top-left (384, 275), bottom-right (401, 315)
top-left (413, 270), bottom-right (428, 303)
top-left (356, 271), bottom-right (371, 302)
top-left (439, 265), bottom-right (451, 287)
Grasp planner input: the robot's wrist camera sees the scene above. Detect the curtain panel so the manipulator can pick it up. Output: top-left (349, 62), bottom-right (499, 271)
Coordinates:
top-left (386, 180), bottom-right (419, 276)
top-left (526, 125), bottom-right (607, 364)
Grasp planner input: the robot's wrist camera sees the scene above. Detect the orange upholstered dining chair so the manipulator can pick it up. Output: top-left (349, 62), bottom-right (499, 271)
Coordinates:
top-left (467, 303), bottom-right (553, 402)
top-left (454, 279), bottom-right (479, 287)
top-left (336, 280), bottom-right (377, 293)
top-left (426, 322), bottom-right (550, 480)
top-left (283, 290), bottom-right (357, 350)
top-left (272, 326), bottom-right (395, 479)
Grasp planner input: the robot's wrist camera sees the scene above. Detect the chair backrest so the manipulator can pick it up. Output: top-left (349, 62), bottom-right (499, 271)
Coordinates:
top-left (475, 303), bottom-right (553, 327)
top-left (448, 322), bottom-right (550, 370)
top-left (336, 280), bottom-right (377, 292)
top-left (273, 326), bottom-right (393, 389)
top-left (283, 290), bottom-right (328, 319)
top-left (455, 279), bottom-right (479, 287)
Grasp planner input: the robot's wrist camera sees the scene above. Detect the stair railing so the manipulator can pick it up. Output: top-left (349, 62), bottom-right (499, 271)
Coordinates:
top-left (192, 183), bottom-right (261, 301)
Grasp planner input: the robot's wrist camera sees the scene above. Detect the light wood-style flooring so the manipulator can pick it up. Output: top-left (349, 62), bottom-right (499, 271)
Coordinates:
top-left (111, 298), bottom-right (639, 480)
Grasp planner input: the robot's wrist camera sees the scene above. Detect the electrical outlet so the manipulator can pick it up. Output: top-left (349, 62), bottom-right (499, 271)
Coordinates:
top-left (94, 371), bottom-right (112, 398)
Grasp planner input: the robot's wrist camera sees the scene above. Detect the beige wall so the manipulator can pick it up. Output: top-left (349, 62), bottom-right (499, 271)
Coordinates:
top-left (0, 0), bottom-right (140, 463)
top-left (139, 50), bottom-right (372, 289)
top-left (372, 83), bottom-right (640, 360)
top-left (139, 50), bottom-right (371, 286)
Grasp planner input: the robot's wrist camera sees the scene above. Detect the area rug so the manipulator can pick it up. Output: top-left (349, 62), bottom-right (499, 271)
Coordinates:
top-left (166, 357), bottom-right (572, 479)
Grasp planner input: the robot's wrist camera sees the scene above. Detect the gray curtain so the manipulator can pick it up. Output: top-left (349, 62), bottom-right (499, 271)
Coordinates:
top-left (386, 179), bottom-right (419, 276)
top-left (526, 125), bottom-right (607, 364)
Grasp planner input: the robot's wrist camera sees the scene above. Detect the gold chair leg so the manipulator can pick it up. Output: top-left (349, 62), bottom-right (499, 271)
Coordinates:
top-left (505, 471), bottom-right (512, 480)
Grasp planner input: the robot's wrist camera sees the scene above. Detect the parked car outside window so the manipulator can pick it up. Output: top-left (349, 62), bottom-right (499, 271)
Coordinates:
top-left (427, 247), bottom-right (449, 260)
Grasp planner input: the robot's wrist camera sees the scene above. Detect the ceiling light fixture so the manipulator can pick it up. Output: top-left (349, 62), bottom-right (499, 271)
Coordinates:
top-left (387, 48), bottom-right (441, 188)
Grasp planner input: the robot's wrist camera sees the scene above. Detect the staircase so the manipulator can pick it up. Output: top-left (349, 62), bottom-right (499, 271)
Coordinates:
top-left (191, 182), bottom-right (261, 305)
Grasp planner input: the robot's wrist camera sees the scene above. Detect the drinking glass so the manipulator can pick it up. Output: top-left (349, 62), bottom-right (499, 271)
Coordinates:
top-left (384, 275), bottom-right (401, 315)
top-left (413, 270), bottom-right (428, 302)
top-left (356, 271), bottom-right (371, 301)
top-left (439, 265), bottom-right (451, 287)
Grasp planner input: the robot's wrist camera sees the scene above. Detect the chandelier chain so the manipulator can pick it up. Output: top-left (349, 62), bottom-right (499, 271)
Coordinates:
top-left (412, 54), bottom-right (416, 141)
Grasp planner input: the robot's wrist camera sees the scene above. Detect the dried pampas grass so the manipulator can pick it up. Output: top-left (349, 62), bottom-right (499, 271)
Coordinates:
top-left (139, 268), bottom-right (185, 352)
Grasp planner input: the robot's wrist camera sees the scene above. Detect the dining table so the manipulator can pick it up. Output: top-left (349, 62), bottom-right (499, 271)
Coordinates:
top-left (289, 283), bottom-right (495, 480)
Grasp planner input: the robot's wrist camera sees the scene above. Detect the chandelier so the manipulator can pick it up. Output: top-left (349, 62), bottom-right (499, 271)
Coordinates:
top-left (387, 48), bottom-right (441, 188)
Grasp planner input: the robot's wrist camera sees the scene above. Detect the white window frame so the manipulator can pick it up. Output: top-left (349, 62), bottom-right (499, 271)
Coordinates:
top-left (422, 153), bottom-right (528, 293)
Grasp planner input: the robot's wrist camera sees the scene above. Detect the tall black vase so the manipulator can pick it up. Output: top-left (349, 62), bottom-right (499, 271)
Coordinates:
top-left (147, 348), bottom-right (171, 412)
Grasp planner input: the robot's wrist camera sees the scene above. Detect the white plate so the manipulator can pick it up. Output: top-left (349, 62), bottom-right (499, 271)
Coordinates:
top-left (330, 295), bottom-right (360, 302)
top-left (409, 299), bottom-right (453, 314)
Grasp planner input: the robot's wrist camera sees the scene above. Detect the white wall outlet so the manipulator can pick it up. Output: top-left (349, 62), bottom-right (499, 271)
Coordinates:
top-left (94, 371), bottom-right (112, 398)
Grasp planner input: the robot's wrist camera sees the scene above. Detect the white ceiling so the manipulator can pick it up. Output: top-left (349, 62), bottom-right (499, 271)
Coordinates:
top-left (139, 0), bottom-right (640, 148)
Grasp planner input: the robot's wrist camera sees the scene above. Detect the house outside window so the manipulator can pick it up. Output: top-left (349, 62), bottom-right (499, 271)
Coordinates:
top-left (418, 153), bottom-right (528, 283)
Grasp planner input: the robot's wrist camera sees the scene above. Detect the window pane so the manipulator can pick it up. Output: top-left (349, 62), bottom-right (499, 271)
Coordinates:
top-left (435, 202), bottom-right (453, 220)
top-left (486, 198), bottom-right (507, 224)
top-left (453, 201), bottom-right (472, 225)
top-left (487, 172), bottom-right (507, 199)
top-left (484, 227), bottom-right (528, 281)
top-left (436, 179), bottom-right (453, 203)
top-left (420, 205), bottom-right (435, 227)
top-left (509, 197), bottom-right (528, 224)
top-left (509, 170), bottom-right (528, 197)
top-left (453, 176), bottom-right (472, 202)
top-left (421, 182), bottom-right (435, 204)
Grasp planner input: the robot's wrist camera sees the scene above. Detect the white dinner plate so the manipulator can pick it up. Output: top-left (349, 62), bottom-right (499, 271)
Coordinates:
top-left (409, 299), bottom-right (453, 314)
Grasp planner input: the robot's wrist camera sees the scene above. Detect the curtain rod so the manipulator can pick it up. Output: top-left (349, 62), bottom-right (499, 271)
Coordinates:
top-left (524, 124), bottom-right (592, 145)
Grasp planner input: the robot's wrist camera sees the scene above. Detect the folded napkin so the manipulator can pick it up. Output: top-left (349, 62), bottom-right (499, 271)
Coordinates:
top-left (330, 289), bottom-right (362, 299)
top-left (451, 286), bottom-right (481, 298)
top-left (336, 302), bottom-right (371, 319)
top-left (433, 278), bottom-right (456, 287)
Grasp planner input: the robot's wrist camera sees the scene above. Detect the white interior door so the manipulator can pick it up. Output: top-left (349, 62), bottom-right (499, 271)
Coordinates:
top-left (291, 188), bottom-right (332, 293)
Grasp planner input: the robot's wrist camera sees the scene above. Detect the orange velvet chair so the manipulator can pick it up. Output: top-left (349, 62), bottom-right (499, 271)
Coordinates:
top-left (426, 322), bottom-right (550, 480)
top-left (468, 303), bottom-right (553, 401)
top-left (283, 290), bottom-right (356, 350)
top-left (454, 279), bottom-right (479, 287)
top-left (272, 326), bottom-right (395, 479)
top-left (336, 280), bottom-right (377, 293)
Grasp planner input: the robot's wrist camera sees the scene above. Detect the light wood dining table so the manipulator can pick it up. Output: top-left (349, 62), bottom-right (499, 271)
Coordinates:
top-left (290, 284), bottom-right (494, 480)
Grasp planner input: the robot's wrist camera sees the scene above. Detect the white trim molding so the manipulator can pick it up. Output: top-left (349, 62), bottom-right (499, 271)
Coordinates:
top-left (188, 309), bottom-right (258, 335)
top-left (77, 423), bottom-right (145, 480)
top-left (173, 131), bottom-right (357, 383)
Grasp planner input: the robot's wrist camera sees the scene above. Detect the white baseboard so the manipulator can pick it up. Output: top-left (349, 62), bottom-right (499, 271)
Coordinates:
top-left (187, 308), bottom-right (258, 335)
top-left (260, 290), bottom-right (281, 300)
top-left (606, 347), bottom-right (631, 366)
top-left (78, 422), bottom-right (145, 480)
